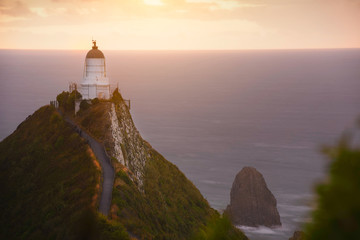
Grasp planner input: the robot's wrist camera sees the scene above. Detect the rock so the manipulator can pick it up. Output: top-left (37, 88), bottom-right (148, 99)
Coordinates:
top-left (226, 166), bottom-right (281, 227)
top-left (289, 231), bottom-right (305, 240)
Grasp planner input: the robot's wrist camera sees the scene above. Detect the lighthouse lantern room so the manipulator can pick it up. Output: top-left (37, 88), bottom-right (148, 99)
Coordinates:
top-left (79, 40), bottom-right (110, 100)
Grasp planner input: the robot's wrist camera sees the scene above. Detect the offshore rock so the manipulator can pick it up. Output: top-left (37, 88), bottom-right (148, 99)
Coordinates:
top-left (226, 167), bottom-right (281, 227)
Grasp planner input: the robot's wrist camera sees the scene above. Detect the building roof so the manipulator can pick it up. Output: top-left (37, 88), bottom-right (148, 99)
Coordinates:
top-left (86, 40), bottom-right (105, 58)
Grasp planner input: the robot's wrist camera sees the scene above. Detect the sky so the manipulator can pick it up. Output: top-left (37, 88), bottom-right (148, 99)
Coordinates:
top-left (0, 0), bottom-right (359, 50)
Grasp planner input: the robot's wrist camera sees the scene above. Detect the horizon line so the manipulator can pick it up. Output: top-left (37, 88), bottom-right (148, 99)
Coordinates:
top-left (1, 47), bottom-right (359, 51)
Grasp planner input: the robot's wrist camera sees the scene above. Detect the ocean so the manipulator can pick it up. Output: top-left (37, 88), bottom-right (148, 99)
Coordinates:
top-left (1, 49), bottom-right (359, 240)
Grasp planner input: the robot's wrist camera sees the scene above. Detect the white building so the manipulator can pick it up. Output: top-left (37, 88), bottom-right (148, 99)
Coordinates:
top-left (79, 40), bottom-right (110, 99)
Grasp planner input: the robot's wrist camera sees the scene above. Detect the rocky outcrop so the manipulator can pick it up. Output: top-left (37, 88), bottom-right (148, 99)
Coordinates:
top-left (289, 231), bottom-right (305, 240)
top-left (226, 166), bottom-right (281, 227)
top-left (108, 99), bottom-right (151, 189)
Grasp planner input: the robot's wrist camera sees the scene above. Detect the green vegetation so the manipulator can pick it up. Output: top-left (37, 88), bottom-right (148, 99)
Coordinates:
top-left (56, 90), bottom-right (82, 112)
top-left (112, 149), bottom-right (215, 239)
top-left (72, 209), bottom-right (129, 240)
top-left (91, 97), bottom-right (100, 105)
top-left (80, 99), bottom-right (91, 111)
top-left (306, 132), bottom-right (360, 240)
top-left (111, 147), bottom-right (248, 240)
top-left (192, 214), bottom-right (248, 240)
top-left (76, 102), bottom-right (112, 141)
top-left (0, 106), bottom-right (129, 240)
top-left (0, 88), bottom-right (247, 240)
top-left (112, 88), bottom-right (124, 103)
top-left (77, 89), bottom-right (248, 240)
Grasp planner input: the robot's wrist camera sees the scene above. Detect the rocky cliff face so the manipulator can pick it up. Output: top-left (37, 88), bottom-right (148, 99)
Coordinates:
top-left (108, 99), bottom-right (150, 188)
top-left (226, 166), bottom-right (281, 227)
top-left (77, 94), bottom-right (150, 189)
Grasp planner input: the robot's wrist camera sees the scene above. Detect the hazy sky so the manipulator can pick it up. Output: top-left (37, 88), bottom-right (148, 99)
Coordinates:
top-left (0, 0), bottom-right (359, 50)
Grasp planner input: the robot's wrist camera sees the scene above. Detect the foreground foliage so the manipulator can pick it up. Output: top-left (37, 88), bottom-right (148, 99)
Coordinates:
top-left (306, 131), bottom-right (360, 240)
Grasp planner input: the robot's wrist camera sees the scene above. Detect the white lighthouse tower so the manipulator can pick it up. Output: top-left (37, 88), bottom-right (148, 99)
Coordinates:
top-left (79, 40), bottom-right (110, 99)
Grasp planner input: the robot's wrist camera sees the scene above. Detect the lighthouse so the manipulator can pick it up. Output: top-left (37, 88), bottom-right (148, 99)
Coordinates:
top-left (79, 40), bottom-right (110, 99)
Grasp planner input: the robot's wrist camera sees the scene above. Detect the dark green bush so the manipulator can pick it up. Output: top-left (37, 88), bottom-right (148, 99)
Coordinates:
top-left (306, 133), bottom-right (360, 240)
top-left (91, 98), bottom-right (100, 105)
top-left (80, 100), bottom-right (91, 111)
top-left (112, 88), bottom-right (123, 103)
top-left (56, 90), bottom-right (82, 112)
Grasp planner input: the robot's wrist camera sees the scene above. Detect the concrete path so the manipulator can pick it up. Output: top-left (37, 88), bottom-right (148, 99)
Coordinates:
top-left (58, 110), bottom-right (114, 216)
top-left (78, 129), bottom-right (115, 216)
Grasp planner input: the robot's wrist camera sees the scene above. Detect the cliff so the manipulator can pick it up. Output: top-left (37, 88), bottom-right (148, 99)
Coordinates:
top-left (226, 167), bottom-right (281, 227)
top-left (77, 91), bottom-right (248, 239)
top-left (0, 106), bottom-right (129, 240)
top-left (0, 90), bottom-right (248, 240)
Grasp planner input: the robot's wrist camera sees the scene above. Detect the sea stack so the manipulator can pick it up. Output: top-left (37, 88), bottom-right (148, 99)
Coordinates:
top-left (226, 166), bottom-right (281, 227)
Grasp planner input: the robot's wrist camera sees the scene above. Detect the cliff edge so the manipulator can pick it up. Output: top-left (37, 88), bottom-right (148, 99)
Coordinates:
top-left (76, 90), bottom-right (247, 239)
top-left (0, 89), bottom-right (248, 240)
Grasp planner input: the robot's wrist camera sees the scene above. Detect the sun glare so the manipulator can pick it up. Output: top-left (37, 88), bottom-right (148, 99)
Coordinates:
top-left (143, 0), bottom-right (163, 6)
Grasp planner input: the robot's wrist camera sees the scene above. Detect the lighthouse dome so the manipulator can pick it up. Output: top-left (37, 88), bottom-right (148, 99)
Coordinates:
top-left (79, 40), bottom-right (110, 100)
top-left (86, 41), bottom-right (105, 58)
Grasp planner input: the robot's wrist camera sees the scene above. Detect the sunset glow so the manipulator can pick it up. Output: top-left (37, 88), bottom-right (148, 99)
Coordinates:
top-left (0, 0), bottom-right (359, 50)
top-left (144, 0), bottom-right (164, 6)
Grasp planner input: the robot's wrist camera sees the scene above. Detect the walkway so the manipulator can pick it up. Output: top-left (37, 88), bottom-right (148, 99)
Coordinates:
top-left (58, 109), bottom-right (114, 216)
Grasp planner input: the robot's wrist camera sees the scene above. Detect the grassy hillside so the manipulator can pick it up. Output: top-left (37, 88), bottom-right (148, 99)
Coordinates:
top-left (111, 149), bottom-right (214, 239)
top-left (75, 91), bottom-right (248, 240)
top-left (0, 90), bottom-right (247, 240)
top-left (0, 106), bottom-right (129, 240)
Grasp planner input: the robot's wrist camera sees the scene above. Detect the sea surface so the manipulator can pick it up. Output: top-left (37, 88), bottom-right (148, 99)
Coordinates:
top-left (1, 49), bottom-right (359, 240)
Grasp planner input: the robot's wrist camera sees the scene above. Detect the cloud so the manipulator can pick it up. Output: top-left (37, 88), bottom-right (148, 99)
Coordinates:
top-left (0, 0), bottom-right (265, 23)
top-left (30, 7), bottom-right (49, 17)
top-left (0, 0), bottom-right (31, 16)
top-left (0, 0), bottom-right (359, 49)
top-left (0, 0), bottom-right (33, 23)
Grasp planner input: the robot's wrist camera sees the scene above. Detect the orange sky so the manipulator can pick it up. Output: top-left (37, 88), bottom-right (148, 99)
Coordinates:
top-left (0, 0), bottom-right (359, 50)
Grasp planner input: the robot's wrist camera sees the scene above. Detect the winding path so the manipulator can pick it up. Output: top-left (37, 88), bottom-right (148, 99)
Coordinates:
top-left (58, 110), bottom-right (114, 216)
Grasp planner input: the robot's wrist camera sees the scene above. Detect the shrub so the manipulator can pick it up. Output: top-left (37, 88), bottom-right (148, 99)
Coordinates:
top-left (56, 90), bottom-right (82, 112)
top-left (91, 98), bottom-right (100, 105)
top-left (306, 132), bottom-right (360, 240)
top-left (56, 91), bottom-right (69, 109)
top-left (191, 214), bottom-right (248, 240)
top-left (80, 100), bottom-right (91, 111)
top-left (112, 88), bottom-right (123, 103)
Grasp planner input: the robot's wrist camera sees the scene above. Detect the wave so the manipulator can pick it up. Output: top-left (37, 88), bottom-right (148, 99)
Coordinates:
top-left (200, 179), bottom-right (227, 185)
top-left (254, 143), bottom-right (310, 149)
top-left (237, 225), bottom-right (279, 235)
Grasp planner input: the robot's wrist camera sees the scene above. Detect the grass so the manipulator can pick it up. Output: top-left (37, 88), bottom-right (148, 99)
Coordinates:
top-left (75, 89), bottom-right (248, 239)
top-left (111, 149), bottom-right (216, 239)
top-left (0, 105), bottom-right (129, 240)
